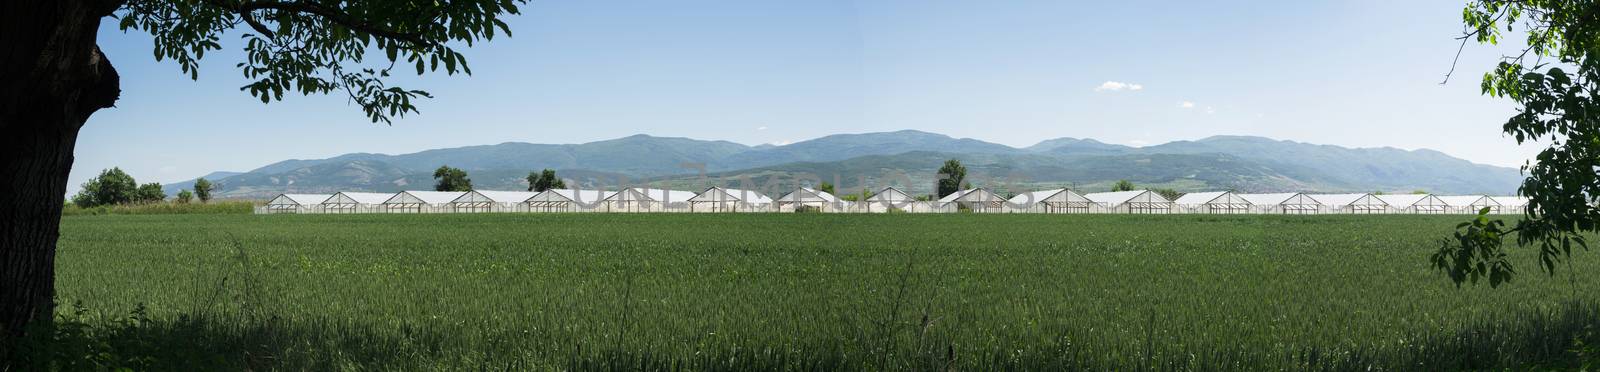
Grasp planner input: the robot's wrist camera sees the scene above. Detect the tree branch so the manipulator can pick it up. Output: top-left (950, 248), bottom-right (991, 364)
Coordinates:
top-left (200, 0), bottom-right (430, 46)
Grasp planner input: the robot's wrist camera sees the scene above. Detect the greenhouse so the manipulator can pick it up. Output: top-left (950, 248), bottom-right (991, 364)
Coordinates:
top-left (1437, 195), bottom-right (1502, 214)
top-left (254, 187), bottom-right (1526, 216)
top-left (773, 187), bottom-right (844, 212)
top-left (1084, 190), bottom-right (1173, 214)
top-left (1308, 193), bottom-right (1389, 214)
top-left (526, 189), bottom-right (614, 212)
top-left (1375, 194), bottom-right (1450, 214)
top-left (862, 187), bottom-right (922, 212)
top-left (451, 190), bottom-right (537, 213)
top-left (265, 194), bottom-right (331, 214)
top-left (688, 187), bottom-right (774, 212)
top-left (1174, 191), bottom-right (1252, 214)
top-left (1007, 189), bottom-right (1093, 214)
top-left (601, 188), bottom-right (697, 212)
top-left (939, 188), bottom-right (1006, 213)
top-left (1238, 193), bottom-right (1322, 214)
top-left (382, 191), bottom-right (468, 213)
top-left (1492, 196), bottom-right (1530, 215)
top-left (321, 192), bottom-right (394, 214)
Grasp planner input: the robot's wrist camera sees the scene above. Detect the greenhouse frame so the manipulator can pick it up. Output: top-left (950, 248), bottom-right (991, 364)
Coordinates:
top-left (382, 191), bottom-right (467, 213)
top-left (322, 192), bottom-right (394, 214)
top-left (1237, 193), bottom-right (1322, 214)
top-left (1308, 193), bottom-right (1389, 214)
top-left (1174, 191), bottom-right (1252, 214)
top-left (1007, 189), bottom-right (1093, 214)
top-left (1084, 190), bottom-right (1174, 214)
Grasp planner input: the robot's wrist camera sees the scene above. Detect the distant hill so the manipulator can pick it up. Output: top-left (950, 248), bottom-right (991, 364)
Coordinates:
top-left (178, 130), bottom-right (1525, 199)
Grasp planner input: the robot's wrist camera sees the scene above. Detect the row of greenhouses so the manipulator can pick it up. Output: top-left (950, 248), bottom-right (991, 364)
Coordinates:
top-left (258, 187), bottom-right (1530, 215)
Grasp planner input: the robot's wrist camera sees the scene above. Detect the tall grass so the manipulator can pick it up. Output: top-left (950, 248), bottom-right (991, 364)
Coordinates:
top-left (35, 214), bottom-right (1600, 369)
top-left (60, 200), bottom-right (256, 216)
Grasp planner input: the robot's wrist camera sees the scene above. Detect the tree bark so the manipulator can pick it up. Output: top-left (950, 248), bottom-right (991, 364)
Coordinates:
top-left (1, 0), bottom-right (121, 362)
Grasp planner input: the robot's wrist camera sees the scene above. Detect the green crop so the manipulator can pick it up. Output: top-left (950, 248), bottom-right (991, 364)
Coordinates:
top-left (41, 214), bottom-right (1600, 370)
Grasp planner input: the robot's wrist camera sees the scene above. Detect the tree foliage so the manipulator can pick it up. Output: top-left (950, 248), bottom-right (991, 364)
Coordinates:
top-left (71, 168), bottom-right (139, 208)
top-left (176, 190), bottom-right (194, 203)
top-left (1112, 180), bottom-right (1136, 192)
top-left (936, 159), bottom-right (966, 198)
top-left (817, 182), bottom-right (835, 196)
top-left (1435, 1), bottom-right (1600, 287)
top-left (193, 178), bottom-right (215, 203)
top-left (115, 0), bottom-right (524, 123)
top-left (526, 169), bottom-right (565, 192)
top-left (134, 182), bottom-right (166, 203)
top-left (1152, 188), bottom-right (1182, 202)
top-left (433, 166), bottom-right (472, 192)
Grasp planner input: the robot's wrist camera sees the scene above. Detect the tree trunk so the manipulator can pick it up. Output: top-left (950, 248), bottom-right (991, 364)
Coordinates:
top-left (1, 0), bottom-right (121, 361)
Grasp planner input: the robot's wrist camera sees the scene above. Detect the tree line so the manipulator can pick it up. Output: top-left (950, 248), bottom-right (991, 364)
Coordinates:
top-left (430, 166), bottom-right (567, 192)
top-left (69, 168), bottom-right (215, 208)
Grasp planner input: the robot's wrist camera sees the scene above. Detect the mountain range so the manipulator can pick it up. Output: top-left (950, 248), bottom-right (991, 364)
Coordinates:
top-left (165, 130), bottom-right (1524, 199)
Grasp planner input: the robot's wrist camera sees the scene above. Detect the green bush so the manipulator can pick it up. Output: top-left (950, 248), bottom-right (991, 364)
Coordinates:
top-left (61, 200), bottom-right (256, 216)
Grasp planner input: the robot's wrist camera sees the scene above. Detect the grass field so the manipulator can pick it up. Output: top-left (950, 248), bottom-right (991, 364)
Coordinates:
top-left (38, 213), bottom-right (1600, 370)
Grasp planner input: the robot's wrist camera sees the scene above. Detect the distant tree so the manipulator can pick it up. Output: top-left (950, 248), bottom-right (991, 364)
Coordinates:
top-left (527, 169), bottom-right (565, 192)
top-left (936, 159), bottom-right (967, 197)
top-left (1111, 180), bottom-right (1136, 192)
top-left (1152, 188), bottom-right (1183, 202)
top-left (70, 168), bottom-right (138, 208)
top-left (176, 190), bottom-right (194, 204)
top-left (193, 178), bottom-right (215, 203)
top-left (1434, 1), bottom-right (1600, 288)
top-left (818, 182), bottom-right (836, 196)
top-left (434, 166), bottom-right (473, 191)
top-left (1412, 190), bottom-right (1429, 195)
top-left (134, 182), bottom-right (166, 203)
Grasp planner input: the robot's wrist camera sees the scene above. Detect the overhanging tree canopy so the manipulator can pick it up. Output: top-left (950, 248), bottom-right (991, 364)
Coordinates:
top-left (1434, 1), bottom-right (1600, 287)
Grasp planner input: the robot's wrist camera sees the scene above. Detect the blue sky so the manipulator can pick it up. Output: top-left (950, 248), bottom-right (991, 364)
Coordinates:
top-left (76, 0), bottom-right (1537, 191)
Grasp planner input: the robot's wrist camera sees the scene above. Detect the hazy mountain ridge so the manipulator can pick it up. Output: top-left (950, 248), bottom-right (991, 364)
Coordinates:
top-left (166, 130), bottom-right (1524, 198)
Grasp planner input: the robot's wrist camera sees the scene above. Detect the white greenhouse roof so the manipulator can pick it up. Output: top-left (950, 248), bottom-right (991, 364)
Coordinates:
top-left (1492, 196), bottom-right (1530, 207)
top-left (1237, 193), bottom-right (1294, 206)
top-left (867, 187), bottom-right (914, 203)
top-left (1174, 191), bottom-right (1227, 205)
top-left (938, 188), bottom-right (1004, 204)
top-left (775, 187), bottom-right (840, 203)
top-left (324, 192), bottom-right (393, 205)
top-left (1437, 195), bottom-right (1498, 207)
top-left (1374, 194), bottom-right (1446, 207)
top-left (530, 189), bottom-right (614, 203)
top-left (1084, 190), bottom-right (1170, 205)
top-left (604, 188), bottom-right (697, 203)
top-left (1007, 189), bottom-right (1090, 205)
top-left (269, 194), bottom-right (332, 206)
top-left (689, 187), bottom-right (774, 204)
top-left (1308, 193), bottom-right (1385, 206)
top-left (457, 190), bottom-right (538, 204)
top-left (385, 191), bottom-right (468, 205)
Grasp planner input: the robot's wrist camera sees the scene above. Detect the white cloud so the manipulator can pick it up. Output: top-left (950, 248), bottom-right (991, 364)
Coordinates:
top-left (771, 140), bottom-right (792, 146)
top-left (1094, 81), bottom-right (1144, 92)
top-left (756, 126), bottom-right (768, 131)
top-left (1205, 106), bottom-right (1216, 115)
top-left (1127, 139), bottom-right (1151, 147)
top-left (1178, 101), bottom-right (1196, 109)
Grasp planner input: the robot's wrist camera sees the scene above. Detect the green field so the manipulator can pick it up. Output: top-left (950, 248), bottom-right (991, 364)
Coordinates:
top-left (41, 214), bottom-right (1600, 370)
